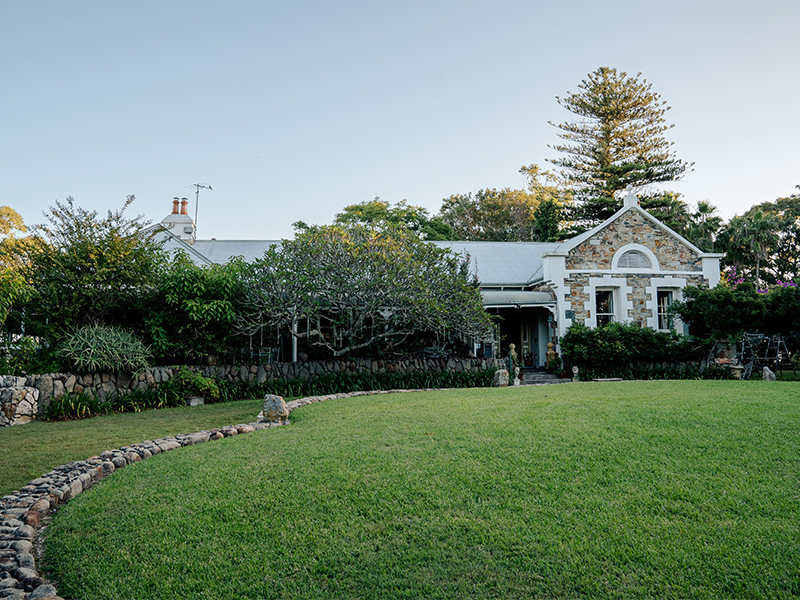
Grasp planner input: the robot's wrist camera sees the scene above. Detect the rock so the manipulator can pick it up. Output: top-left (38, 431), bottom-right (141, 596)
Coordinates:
top-left (29, 584), bottom-right (59, 600)
top-left (15, 553), bottom-right (34, 570)
top-left (763, 366), bottom-right (776, 381)
top-left (13, 567), bottom-right (39, 585)
top-left (12, 525), bottom-right (34, 540)
top-left (260, 394), bottom-right (289, 422)
top-left (0, 578), bottom-right (20, 589)
top-left (493, 369), bottom-right (510, 387)
top-left (9, 541), bottom-right (31, 554)
top-left (0, 589), bottom-right (26, 599)
top-left (21, 512), bottom-right (39, 529)
top-left (52, 379), bottom-right (65, 399)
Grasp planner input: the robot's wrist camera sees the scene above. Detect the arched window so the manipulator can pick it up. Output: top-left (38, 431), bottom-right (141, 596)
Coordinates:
top-left (617, 250), bottom-right (652, 269)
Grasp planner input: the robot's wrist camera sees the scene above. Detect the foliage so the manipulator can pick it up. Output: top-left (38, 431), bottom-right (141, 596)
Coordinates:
top-left (718, 209), bottom-right (781, 286)
top-left (718, 187), bottom-right (800, 285)
top-left (672, 281), bottom-right (800, 351)
top-left (439, 164), bottom-right (569, 241)
top-left (329, 198), bottom-right (455, 241)
top-left (0, 238), bottom-right (34, 332)
top-left (439, 187), bottom-right (540, 241)
top-left (142, 252), bottom-right (245, 364)
top-left (42, 388), bottom-right (184, 421)
top-left (0, 206), bottom-right (26, 238)
top-left (560, 322), bottom-right (710, 376)
top-left (0, 336), bottom-right (61, 376)
top-left (671, 283), bottom-right (769, 339)
top-left (549, 67), bottom-right (692, 230)
top-left (57, 325), bottom-right (151, 374)
top-left (530, 197), bottom-right (562, 242)
top-left (19, 196), bottom-right (165, 343)
top-left (236, 224), bottom-right (494, 357)
top-left (160, 369), bottom-right (221, 402)
top-left (572, 363), bottom-right (733, 382)
top-left (683, 200), bottom-right (724, 252)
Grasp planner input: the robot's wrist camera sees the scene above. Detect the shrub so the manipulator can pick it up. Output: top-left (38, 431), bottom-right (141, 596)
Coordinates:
top-left (0, 336), bottom-right (61, 376)
top-left (42, 388), bottom-right (184, 421)
top-left (560, 322), bottom-right (711, 379)
top-left (160, 369), bottom-right (221, 403)
top-left (57, 325), bottom-right (151, 374)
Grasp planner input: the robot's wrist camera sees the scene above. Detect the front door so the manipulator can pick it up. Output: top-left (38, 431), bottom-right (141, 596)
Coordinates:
top-left (520, 314), bottom-right (538, 368)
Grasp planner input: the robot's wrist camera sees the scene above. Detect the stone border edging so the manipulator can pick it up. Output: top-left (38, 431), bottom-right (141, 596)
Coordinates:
top-left (0, 388), bottom-right (430, 600)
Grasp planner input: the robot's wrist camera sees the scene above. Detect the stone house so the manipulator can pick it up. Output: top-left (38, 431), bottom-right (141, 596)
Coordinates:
top-left (150, 190), bottom-right (723, 368)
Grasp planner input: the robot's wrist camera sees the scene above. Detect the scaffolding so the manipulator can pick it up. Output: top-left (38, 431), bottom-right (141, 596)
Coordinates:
top-left (737, 333), bottom-right (796, 380)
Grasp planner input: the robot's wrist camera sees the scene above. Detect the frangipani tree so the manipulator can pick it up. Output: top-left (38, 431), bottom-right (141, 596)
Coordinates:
top-left (236, 224), bottom-right (494, 357)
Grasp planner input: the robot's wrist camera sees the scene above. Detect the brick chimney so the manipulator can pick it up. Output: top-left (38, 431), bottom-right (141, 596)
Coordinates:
top-left (161, 197), bottom-right (196, 245)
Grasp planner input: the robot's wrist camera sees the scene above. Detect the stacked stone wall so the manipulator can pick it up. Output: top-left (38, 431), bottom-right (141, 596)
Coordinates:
top-left (0, 356), bottom-right (504, 426)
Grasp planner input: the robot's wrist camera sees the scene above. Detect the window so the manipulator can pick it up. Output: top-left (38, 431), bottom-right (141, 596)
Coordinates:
top-left (617, 250), bottom-right (652, 269)
top-left (595, 290), bottom-right (615, 326)
top-left (657, 290), bottom-right (673, 330)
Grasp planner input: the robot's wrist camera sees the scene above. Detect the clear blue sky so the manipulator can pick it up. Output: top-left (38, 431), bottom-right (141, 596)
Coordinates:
top-left (2, 1), bottom-right (798, 240)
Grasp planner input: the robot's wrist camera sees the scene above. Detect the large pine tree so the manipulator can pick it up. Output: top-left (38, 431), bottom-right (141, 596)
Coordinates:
top-left (548, 67), bottom-right (692, 229)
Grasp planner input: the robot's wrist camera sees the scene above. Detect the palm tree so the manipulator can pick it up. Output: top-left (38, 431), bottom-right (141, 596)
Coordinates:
top-left (719, 210), bottom-right (779, 287)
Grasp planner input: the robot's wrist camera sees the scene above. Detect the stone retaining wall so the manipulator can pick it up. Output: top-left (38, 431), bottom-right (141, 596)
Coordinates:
top-left (0, 357), bottom-right (503, 426)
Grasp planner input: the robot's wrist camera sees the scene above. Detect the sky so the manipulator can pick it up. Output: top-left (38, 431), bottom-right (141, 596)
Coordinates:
top-left (2, 1), bottom-right (798, 241)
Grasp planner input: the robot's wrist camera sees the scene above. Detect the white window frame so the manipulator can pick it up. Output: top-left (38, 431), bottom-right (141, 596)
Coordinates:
top-left (646, 277), bottom-right (687, 331)
top-left (584, 276), bottom-right (631, 328)
top-left (595, 289), bottom-right (616, 327)
top-left (611, 244), bottom-right (660, 273)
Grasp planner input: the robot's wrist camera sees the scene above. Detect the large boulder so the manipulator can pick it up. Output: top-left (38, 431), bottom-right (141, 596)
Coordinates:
top-left (259, 394), bottom-right (289, 423)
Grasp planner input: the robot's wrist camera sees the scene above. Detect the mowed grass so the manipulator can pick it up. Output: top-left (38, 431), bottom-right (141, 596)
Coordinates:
top-left (42, 381), bottom-right (800, 599)
top-left (0, 399), bottom-right (264, 496)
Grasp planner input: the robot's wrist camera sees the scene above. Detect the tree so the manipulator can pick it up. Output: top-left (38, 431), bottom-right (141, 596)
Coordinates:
top-left (718, 210), bottom-right (781, 287)
top-left (671, 283), bottom-right (768, 339)
top-left (20, 196), bottom-right (165, 342)
top-left (332, 198), bottom-right (455, 240)
top-left (0, 208), bottom-right (30, 331)
top-left (141, 252), bottom-right (245, 364)
top-left (684, 200), bottom-right (723, 252)
top-left (438, 164), bottom-right (569, 242)
top-left (743, 186), bottom-right (800, 283)
top-left (0, 206), bottom-right (26, 238)
top-left (235, 224), bottom-right (494, 357)
top-left (549, 67), bottom-right (692, 229)
top-left (439, 188), bottom-right (538, 241)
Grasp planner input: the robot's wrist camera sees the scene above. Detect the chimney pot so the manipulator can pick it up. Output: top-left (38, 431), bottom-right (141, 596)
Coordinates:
top-left (180, 199), bottom-right (189, 215)
top-left (172, 198), bottom-right (180, 215)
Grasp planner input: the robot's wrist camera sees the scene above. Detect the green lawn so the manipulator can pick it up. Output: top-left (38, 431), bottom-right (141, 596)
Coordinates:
top-left (33, 381), bottom-right (800, 599)
top-left (0, 399), bottom-right (263, 496)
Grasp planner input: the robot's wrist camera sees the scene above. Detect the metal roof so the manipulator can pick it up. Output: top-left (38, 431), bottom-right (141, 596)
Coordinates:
top-left (191, 240), bottom-right (282, 264)
top-left (432, 240), bottom-right (561, 286)
top-left (480, 290), bottom-right (556, 307)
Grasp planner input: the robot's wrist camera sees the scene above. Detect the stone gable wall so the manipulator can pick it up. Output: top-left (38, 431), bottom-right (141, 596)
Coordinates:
top-left (566, 210), bottom-right (702, 272)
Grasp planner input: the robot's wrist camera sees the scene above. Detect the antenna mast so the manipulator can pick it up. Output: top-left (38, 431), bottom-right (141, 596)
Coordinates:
top-left (191, 183), bottom-right (213, 232)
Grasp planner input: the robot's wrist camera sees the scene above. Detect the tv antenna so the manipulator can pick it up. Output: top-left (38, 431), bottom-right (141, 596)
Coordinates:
top-left (190, 183), bottom-right (213, 231)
